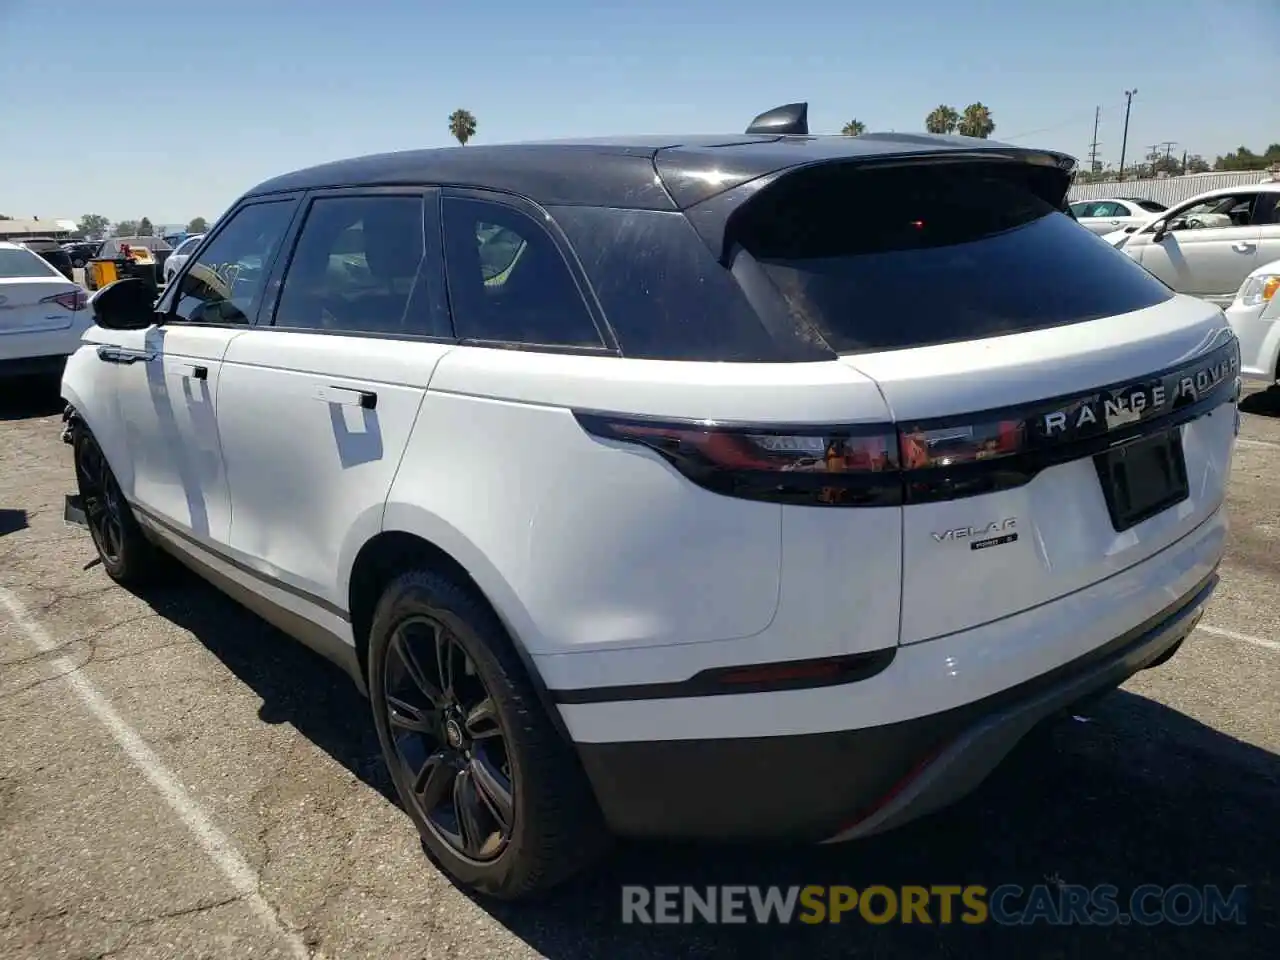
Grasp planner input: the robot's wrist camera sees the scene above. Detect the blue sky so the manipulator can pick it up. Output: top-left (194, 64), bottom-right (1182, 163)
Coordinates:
top-left (1, 0), bottom-right (1275, 225)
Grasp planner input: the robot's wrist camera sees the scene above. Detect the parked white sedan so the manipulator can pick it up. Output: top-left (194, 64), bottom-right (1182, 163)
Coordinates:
top-left (1226, 258), bottom-right (1280, 384)
top-left (0, 241), bottom-right (90, 378)
top-left (1069, 197), bottom-right (1166, 236)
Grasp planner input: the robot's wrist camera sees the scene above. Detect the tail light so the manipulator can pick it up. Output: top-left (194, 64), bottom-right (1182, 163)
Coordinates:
top-left (575, 338), bottom-right (1239, 508)
top-left (41, 290), bottom-right (88, 312)
top-left (574, 413), bottom-right (901, 507)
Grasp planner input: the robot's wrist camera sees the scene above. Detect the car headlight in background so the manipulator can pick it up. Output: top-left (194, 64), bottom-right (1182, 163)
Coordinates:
top-left (1236, 274), bottom-right (1280, 307)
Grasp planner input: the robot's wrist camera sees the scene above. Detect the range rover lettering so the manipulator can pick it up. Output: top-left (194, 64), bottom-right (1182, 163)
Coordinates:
top-left (59, 102), bottom-right (1239, 900)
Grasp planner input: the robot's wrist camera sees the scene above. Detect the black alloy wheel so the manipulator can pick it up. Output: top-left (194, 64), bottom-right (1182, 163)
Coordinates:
top-left (367, 569), bottom-right (610, 899)
top-left (75, 430), bottom-right (126, 568)
top-left (383, 613), bottom-right (514, 862)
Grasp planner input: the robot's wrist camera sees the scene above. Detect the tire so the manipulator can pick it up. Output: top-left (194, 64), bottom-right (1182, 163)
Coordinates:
top-left (72, 426), bottom-right (164, 586)
top-left (368, 569), bottom-right (610, 900)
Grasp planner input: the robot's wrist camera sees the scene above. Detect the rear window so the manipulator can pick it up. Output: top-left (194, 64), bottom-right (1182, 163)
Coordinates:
top-left (732, 162), bottom-right (1175, 353)
top-left (0, 247), bottom-right (58, 278)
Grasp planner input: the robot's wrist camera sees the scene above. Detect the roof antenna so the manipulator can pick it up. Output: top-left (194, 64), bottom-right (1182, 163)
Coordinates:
top-left (746, 102), bottom-right (809, 136)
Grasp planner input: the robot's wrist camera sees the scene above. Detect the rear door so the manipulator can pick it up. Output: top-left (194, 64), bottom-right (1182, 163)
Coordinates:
top-left (217, 187), bottom-right (454, 616)
top-left (729, 159), bottom-right (1237, 645)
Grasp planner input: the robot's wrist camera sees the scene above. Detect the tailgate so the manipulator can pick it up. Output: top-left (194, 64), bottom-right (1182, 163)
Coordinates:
top-left (841, 295), bottom-right (1239, 644)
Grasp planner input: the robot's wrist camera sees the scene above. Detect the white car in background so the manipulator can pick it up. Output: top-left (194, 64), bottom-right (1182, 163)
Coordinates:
top-left (1226, 258), bottom-right (1280, 384)
top-left (0, 241), bottom-right (90, 378)
top-left (1069, 197), bottom-right (1167, 236)
top-left (163, 233), bottom-right (204, 284)
top-left (1107, 183), bottom-right (1280, 306)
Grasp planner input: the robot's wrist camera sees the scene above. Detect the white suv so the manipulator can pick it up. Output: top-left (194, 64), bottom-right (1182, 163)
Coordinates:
top-left (1108, 182), bottom-right (1280, 306)
top-left (59, 106), bottom-right (1240, 901)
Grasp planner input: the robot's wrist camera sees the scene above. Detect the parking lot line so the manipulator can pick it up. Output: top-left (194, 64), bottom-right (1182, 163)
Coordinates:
top-left (1234, 437), bottom-right (1280, 450)
top-left (0, 586), bottom-right (311, 960)
top-left (1197, 622), bottom-right (1280, 652)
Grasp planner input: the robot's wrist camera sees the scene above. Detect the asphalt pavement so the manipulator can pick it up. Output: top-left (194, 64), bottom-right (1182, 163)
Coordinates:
top-left (0, 375), bottom-right (1276, 959)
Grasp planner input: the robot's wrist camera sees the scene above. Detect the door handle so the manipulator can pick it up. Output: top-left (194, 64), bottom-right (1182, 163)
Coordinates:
top-left (315, 385), bottom-right (377, 409)
top-left (1231, 242), bottom-right (1255, 253)
top-left (96, 346), bottom-right (156, 364)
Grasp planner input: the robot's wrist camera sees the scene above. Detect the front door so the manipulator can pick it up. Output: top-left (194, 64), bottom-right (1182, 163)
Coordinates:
top-left (110, 198), bottom-right (300, 544)
top-left (1131, 191), bottom-right (1263, 304)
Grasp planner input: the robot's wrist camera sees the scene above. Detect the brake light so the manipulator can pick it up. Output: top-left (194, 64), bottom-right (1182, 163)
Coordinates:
top-left (41, 289), bottom-right (88, 312)
top-left (574, 413), bottom-right (901, 507)
top-left (575, 339), bottom-right (1239, 508)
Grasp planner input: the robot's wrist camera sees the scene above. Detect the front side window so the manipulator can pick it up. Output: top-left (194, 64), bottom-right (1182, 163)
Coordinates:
top-left (273, 195), bottom-right (438, 336)
top-left (1165, 193), bottom-right (1258, 232)
top-left (441, 196), bottom-right (603, 348)
top-left (173, 201), bottom-right (295, 324)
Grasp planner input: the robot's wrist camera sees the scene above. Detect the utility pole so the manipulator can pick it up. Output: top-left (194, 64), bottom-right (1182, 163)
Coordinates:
top-left (1181, 149), bottom-right (1188, 175)
top-left (1118, 88), bottom-right (1137, 181)
top-left (1145, 144), bottom-right (1160, 179)
top-left (1088, 106), bottom-right (1102, 174)
top-left (1159, 141), bottom-right (1177, 175)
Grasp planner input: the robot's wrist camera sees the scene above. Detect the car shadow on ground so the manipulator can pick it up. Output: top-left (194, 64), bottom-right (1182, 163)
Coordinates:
top-left (1239, 385), bottom-right (1280, 418)
top-left (126, 567), bottom-right (1278, 960)
top-left (0, 508), bottom-right (29, 536)
top-left (0, 373), bottom-right (65, 422)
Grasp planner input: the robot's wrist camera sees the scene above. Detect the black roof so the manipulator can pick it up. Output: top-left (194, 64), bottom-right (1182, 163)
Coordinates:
top-left (245, 134), bottom-right (1076, 211)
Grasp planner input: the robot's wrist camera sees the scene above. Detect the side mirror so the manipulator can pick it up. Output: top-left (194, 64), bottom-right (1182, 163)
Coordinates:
top-left (91, 277), bottom-right (158, 330)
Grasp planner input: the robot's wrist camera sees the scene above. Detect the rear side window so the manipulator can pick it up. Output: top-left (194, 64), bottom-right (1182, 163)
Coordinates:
top-left (733, 162), bottom-right (1175, 353)
top-left (1136, 199), bottom-right (1167, 213)
top-left (550, 206), bottom-right (790, 361)
top-left (274, 195), bottom-right (445, 337)
top-left (441, 196), bottom-right (603, 348)
top-left (0, 247), bottom-right (58, 278)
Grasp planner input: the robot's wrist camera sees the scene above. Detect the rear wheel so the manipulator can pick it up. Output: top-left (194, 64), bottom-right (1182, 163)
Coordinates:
top-left (367, 569), bottom-right (609, 900)
top-left (72, 427), bottom-right (163, 585)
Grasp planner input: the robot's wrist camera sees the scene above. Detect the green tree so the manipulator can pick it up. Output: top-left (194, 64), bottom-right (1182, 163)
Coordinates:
top-left (840, 119), bottom-right (866, 137)
top-left (0, 214), bottom-right (12, 220)
top-left (957, 102), bottom-right (995, 139)
top-left (448, 109), bottom-right (477, 146)
top-left (925, 104), bottom-right (959, 134)
top-left (1185, 154), bottom-right (1211, 174)
top-left (1213, 144), bottom-right (1280, 171)
top-left (78, 214), bottom-right (109, 237)
top-left (186, 216), bottom-right (208, 233)
top-left (113, 220), bottom-right (139, 236)
top-left (138, 217), bottom-right (154, 236)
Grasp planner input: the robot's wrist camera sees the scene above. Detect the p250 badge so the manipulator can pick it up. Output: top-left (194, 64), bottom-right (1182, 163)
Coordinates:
top-left (931, 518), bottom-right (1018, 551)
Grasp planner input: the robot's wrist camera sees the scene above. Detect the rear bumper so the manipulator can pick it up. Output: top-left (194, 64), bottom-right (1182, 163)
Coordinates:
top-left (577, 569), bottom-right (1215, 842)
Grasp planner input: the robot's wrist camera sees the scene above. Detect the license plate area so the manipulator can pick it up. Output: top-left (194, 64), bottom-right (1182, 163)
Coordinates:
top-left (1093, 429), bottom-right (1189, 533)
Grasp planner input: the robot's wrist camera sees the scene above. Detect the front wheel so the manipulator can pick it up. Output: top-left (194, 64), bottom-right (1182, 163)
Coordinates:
top-left (72, 427), bottom-right (163, 585)
top-left (367, 569), bottom-right (610, 900)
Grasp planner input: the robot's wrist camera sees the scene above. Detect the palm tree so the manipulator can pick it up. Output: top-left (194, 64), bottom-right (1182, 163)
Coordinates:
top-left (957, 102), bottom-right (995, 139)
top-left (448, 109), bottom-right (477, 146)
top-left (924, 105), bottom-right (960, 135)
top-left (841, 119), bottom-right (866, 137)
